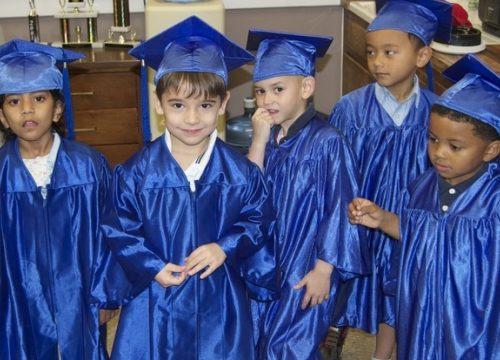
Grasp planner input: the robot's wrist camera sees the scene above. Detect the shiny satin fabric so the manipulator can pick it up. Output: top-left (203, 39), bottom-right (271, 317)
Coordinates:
top-left (396, 163), bottom-right (500, 359)
top-left (98, 137), bottom-right (279, 359)
top-left (329, 84), bottom-right (437, 333)
top-left (255, 114), bottom-right (370, 360)
top-left (0, 138), bottom-right (111, 359)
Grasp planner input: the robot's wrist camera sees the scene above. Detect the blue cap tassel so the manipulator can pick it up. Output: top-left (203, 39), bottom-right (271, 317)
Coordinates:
top-left (426, 61), bottom-right (434, 93)
top-left (62, 62), bottom-right (75, 140)
top-left (140, 59), bottom-right (152, 143)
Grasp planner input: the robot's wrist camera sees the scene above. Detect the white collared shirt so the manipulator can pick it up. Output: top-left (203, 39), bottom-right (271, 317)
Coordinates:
top-left (164, 130), bottom-right (218, 192)
top-left (23, 132), bottom-right (60, 198)
top-left (374, 75), bottom-right (421, 126)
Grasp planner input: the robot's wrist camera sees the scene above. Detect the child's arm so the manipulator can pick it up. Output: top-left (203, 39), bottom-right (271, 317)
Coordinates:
top-left (293, 259), bottom-right (333, 309)
top-left (348, 197), bottom-right (400, 240)
top-left (184, 244), bottom-right (227, 280)
top-left (247, 108), bottom-right (274, 170)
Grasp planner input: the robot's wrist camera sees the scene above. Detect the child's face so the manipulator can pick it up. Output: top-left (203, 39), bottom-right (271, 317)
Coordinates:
top-left (365, 30), bottom-right (430, 99)
top-left (155, 86), bottom-right (228, 154)
top-left (254, 75), bottom-right (313, 129)
top-left (0, 91), bottom-right (62, 146)
top-left (428, 113), bottom-right (498, 185)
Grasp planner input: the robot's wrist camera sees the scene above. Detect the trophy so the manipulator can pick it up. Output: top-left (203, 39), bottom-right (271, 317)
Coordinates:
top-left (104, 0), bottom-right (139, 47)
top-left (54, 0), bottom-right (100, 47)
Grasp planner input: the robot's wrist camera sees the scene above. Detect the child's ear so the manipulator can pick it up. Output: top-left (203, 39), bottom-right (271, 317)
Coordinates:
top-left (0, 109), bottom-right (10, 129)
top-left (483, 140), bottom-right (500, 162)
top-left (301, 76), bottom-right (315, 100)
top-left (53, 100), bottom-right (64, 123)
top-left (154, 93), bottom-right (165, 116)
top-left (218, 91), bottom-right (231, 116)
top-left (416, 46), bottom-right (433, 68)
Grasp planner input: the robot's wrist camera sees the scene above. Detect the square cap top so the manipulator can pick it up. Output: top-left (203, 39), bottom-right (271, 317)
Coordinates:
top-left (129, 16), bottom-right (254, 85)
top-left (436, 54), bottom-right (500, 134)
top-left (246, 29), bottom-right (333, 82)
top-left (369, 0), bottom-right (452, 45)
top-left (0, 39), bottom-right (83, 94)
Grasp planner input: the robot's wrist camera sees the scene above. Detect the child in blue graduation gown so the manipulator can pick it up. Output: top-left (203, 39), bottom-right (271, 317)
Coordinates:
top-left (98, 16), bottom-right (279, 360)
top-left (328, 1), bottom-right (453, 357)
top-left (0, 40), bottom-right (112, 359)
top-left (246, 29), bottom-right (369, 360)
top-left (348, 54), bottom-right (500, 359)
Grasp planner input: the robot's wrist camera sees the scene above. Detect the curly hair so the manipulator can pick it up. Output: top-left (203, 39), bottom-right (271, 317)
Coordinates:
top-left (431, 103), bottom-right (500, 142)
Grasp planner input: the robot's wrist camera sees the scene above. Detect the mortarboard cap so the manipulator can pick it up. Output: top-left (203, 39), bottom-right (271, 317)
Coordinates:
top-left (246, 29), bottom-right (333, 82)
top-left (0, 39), bottom-right (84, 139)
top-left (436, 54), bottom-right (500, 134)
top-left (129, 15), bottom-right (254, 85)
top-left (0, 39), bottom-right (83, 95)
top-left (369, 0), bottom-right (452, 45)
top-left (128, 16), bottom-right (254, 143)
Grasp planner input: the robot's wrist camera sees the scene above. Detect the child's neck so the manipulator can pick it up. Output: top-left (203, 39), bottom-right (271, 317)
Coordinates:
top-left (170, 138), bottom-right (209, 171)
top-left (387, 74), bottom-right (416, 102)
top-left (19, 133), bottom-right (54, 159)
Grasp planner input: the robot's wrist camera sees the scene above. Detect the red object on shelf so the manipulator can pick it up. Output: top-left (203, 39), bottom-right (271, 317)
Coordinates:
top-left (451, 3), bottom-right (473, 28)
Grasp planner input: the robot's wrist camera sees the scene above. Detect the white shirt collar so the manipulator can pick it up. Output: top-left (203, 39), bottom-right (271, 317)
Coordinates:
top-left (164, 130), bottom-right (218, 192)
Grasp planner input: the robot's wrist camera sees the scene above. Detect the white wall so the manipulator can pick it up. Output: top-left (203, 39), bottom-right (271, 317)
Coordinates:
top-left (0, 0), bottom-right (341, 18)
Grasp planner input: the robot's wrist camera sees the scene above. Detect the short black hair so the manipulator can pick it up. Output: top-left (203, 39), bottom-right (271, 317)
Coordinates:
top-left (0, 90), bottom-right (67, 141)
top-left (156, 72), bottom-right (227, 102)
top-left (431, 103), bottom-right (500, 142)
top-left (408, 33), bottom-right (426, 50)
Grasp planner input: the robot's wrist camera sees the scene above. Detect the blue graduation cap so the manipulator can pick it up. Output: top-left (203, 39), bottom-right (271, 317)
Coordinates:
top-left (129, 16), bottom-right (254, 142)
top-left (369, 0), bottom-right (452, 45)
top-left (0, 39), bottom-right (84, 139)
top-left (246, 29), bottom-right (333, 82)
top-left (436, 54), bottom-right (500, 134)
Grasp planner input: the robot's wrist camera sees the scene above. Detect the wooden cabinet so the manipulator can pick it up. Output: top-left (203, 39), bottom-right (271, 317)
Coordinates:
top-left (68, 48), bottom-right (143, 166)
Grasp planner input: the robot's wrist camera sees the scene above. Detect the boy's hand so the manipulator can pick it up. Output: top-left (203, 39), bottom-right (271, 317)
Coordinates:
top-left (154, 263), bottom-right (187, 288)
top-left (185, 243), bottom-right (227, 279)
top-left (294, 259), bottom-right (334, 310)
top-left (348, 197), bottom-right (384, 228)
top-left (99, 308), bottom-right (119, 325)
top-left (251, 107), bottom-right (274, 145)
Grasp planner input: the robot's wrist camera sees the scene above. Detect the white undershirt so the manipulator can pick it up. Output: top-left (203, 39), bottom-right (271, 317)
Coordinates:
top-left (164, 130), bottom-right (217, 192)
top-left (23, 133), bottom-right (60, 198)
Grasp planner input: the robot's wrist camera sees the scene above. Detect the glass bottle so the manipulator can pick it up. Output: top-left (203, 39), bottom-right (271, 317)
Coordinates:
top-left (225, 97), bottom-right (256, 155)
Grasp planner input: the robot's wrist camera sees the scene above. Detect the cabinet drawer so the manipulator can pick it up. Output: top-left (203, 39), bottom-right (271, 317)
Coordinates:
top-left (70, 72), bottom-right (138, 110)
top-left (74, 108), bottom-right (140, 145)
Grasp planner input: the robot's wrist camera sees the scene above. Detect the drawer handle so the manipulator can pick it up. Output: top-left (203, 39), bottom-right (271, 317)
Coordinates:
top-left (74, 127), bottom-right (97, 133)
top-left (72, 91), bottom-right (95, 96)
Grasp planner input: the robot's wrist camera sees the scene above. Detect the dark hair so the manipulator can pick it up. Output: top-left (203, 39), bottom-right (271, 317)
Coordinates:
top-left (156, 72), bottom-right (227, 102)
top-left (408, 33), bottom-right (426, 50)
top-left (0, 90), bottom-right (67, 141)
top-left (431, 103), bottom-right (500, 142)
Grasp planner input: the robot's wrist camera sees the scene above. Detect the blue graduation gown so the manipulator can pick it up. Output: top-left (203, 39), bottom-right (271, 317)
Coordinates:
top-left (256, 111), bottom-right (369, 360)
top-left (396, 163), bottom-right (500, 359)
top-left (0, 138), bottom-right (111, 360)
top-left (328, 83), bottom-right (437, 332)
top-left (101, 137), bottom-right (279, 360)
